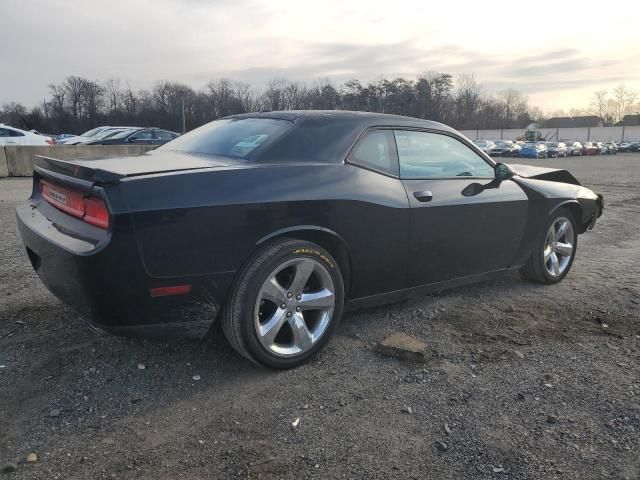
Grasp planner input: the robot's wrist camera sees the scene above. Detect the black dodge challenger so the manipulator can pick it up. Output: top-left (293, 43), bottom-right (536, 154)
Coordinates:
top-left (16, 111), bottom-right (603, 368)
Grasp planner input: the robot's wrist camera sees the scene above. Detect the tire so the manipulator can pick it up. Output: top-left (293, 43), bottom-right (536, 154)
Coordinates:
top-left (221, 238), bottom-right (345, 369)
top-left (520, 207), bottom-right (578, 284)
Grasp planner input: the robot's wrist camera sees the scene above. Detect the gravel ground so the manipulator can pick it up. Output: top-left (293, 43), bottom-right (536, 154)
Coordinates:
top-left (1, 154), bottom-right (639, 479)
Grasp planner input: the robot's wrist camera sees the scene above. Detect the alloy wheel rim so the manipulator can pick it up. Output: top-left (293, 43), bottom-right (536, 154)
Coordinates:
top-left (254, 258), bottom-right (335, 357)
top-left (543, 217), bottom-right (574, 277)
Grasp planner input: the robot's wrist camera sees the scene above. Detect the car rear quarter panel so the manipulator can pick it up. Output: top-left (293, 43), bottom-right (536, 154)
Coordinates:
top-left (115, 164), bottom-right (411, 300)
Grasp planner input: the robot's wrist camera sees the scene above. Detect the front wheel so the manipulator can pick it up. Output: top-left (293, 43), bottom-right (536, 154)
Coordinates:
top-left (222, 239), bottom-right (344, 369)
top-left (521, 208), bottom-right (577, 284)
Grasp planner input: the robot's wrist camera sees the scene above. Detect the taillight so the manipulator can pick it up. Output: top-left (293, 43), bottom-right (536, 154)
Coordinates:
top-left (83, 197), bottom-right (109, 229)
top-left (39, 180), bottom-right (110, 229)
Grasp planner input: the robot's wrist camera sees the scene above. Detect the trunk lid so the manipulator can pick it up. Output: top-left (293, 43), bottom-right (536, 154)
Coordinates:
top-left (33, 150), bottom-right (242, 185)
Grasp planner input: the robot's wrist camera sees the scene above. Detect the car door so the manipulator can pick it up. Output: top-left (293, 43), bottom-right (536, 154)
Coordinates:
top-left (394, 129), bottom-right (529, 287)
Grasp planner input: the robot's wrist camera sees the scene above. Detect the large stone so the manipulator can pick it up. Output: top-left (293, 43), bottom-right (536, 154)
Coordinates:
top-left (376, 333), bottom-right (427, 363)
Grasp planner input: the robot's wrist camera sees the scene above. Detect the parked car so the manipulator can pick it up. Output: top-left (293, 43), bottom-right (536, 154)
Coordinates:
top-left (59, 126), bottom-right (115, 145)
top-left (60, 126), bottom-right (139, 145)
top-left (53, 134), bottom-right (75, 143)
top-left (85, 128), bottom-right (179, 146)
top-left (630, 142), bottom-right (640, 152)
top-left (490, 140), bottom-right (520, 157)
top-left (16, 111), bottom-right (604, 368)
top-left (519, 142), bottom-right (548, 158)
top-left (472, 140), bottom-right (496, 155)
top-left (582, 142), bottom-right (598, 155)
top-left (605, 142), bottom-right (618, 154)
top-left (564, 142), bottom-right (583, 156)
top-left (618, 142), bottom-right (632, 152)
top-left (546, 142), bottom-right (568, 158)
top-left (0, 124), bottom-right (54, 146)
top-left (594, 142), bottom-right (607, 154)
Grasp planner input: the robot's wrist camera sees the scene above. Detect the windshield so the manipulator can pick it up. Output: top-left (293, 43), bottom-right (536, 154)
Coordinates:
top-left (100, 129), bottom-right (130, 139)
top-left (96, 129), bottom-right (127, 139)
top-left (546, 142), bottom-right (558, 147)
top-left (81, 127), bottom-right (106, 137)
top-left (109, 129), bottom-right (139, 139)
top-left (159, 118), bottom-right (293, 159)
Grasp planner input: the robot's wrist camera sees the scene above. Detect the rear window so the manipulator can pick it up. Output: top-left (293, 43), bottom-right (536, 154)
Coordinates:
top-left (158, 118), bottom-right (293, 159)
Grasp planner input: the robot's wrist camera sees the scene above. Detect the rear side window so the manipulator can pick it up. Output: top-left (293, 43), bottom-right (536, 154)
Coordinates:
top-left (395, 130), bottom-right (494, 178)
top-left (349, 130), bottom-right (398, 176)
top-left (159, 118), bottom-right (293, 159)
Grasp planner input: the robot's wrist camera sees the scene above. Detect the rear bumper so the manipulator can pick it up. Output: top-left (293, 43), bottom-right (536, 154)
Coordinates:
top-left (16, 202), bottom-right (234, 339)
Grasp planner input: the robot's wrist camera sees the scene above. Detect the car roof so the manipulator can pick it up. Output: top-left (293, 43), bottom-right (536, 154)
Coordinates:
top-left (227, 110), bottom-right (456, 133)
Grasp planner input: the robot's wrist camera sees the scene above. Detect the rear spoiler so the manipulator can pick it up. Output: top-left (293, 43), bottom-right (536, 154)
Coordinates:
top-left (33, 155), bottom-right (124, 185)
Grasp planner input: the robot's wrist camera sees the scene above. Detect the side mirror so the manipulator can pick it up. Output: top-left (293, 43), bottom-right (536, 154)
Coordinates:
top-left (494, 162), bottom-right (515, 181)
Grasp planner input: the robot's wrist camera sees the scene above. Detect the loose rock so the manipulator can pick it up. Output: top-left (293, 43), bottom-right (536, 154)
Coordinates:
top-left (137, 363), bottom-right (146, 370)
top-left (435, 441), bottom-right (448, 452)
top-left (401, 406), bottom-right (413, 414)
top-left (192, 375), bottom-right (201, 381)
top-left (376, 333), bottom-right (427, 363)
top-left (1, 463), bottom-right (17, 474)
top-left (26, 453), bottom-right (38, 463)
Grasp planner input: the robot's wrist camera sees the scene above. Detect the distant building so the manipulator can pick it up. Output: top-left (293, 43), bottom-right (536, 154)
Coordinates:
top-left (621, 114), bottom-right (640, 126)
top-left (543, 116), bottom-right (602, 128)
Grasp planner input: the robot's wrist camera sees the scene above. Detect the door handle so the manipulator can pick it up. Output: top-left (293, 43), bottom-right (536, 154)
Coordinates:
top-left (413, 190), bottom-right (433, 202)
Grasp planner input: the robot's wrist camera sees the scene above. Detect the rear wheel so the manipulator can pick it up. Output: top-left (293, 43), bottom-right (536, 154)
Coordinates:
top-left (222, 239), bottom-right (344, 369)
top-left (521, 208), bottom-right (577, 284)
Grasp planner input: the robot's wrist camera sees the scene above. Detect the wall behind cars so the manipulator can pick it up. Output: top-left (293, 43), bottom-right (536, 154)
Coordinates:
top-left (0, 145), bottom-right (157, 177)
top-left (460, 126), bottom-right (640, 142)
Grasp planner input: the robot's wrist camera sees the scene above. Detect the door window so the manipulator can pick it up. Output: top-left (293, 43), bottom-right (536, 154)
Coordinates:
top-left (130, 130), bottom-right (154, 141)
top-left (156, 130), bottom-right (176, 140)
top-left (394, 130), bottom-right (494, 179)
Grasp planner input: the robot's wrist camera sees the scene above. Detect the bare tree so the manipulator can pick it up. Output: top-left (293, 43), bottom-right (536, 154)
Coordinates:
top-left (590, 90), bottom-right (616, 126)
top-left (612, 85), bottom-right (638, 123)
top-left (104, 77), bottom-right (121, 113)
top-left (63, 76), bottom-right (86, 119)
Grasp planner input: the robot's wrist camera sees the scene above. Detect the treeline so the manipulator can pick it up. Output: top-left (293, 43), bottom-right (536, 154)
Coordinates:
top-left (1, 73), bottom-right (540, 135)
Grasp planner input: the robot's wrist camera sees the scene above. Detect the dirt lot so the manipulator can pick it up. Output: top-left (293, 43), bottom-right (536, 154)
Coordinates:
top-left (1, 154), bottom-right (639, 479)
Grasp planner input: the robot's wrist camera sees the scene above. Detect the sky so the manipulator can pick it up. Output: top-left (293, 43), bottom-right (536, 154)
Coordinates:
top-left (1, 0), bottom-right (639, 112)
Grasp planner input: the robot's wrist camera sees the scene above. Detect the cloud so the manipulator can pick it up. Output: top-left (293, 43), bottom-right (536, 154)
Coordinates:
top-left (1, 0), bottom-right (639, 111)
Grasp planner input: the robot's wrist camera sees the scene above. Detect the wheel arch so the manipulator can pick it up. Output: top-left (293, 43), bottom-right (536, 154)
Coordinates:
top-left (549, 200), bottom-right (583, 232)
top-left (256, 226), bottom-right (353, 299)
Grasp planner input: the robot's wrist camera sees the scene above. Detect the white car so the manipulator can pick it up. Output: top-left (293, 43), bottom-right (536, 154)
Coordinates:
top-left (60, 126), bottom-right (136, 145)
top-left (0, 124), bottom-right (54, 146)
